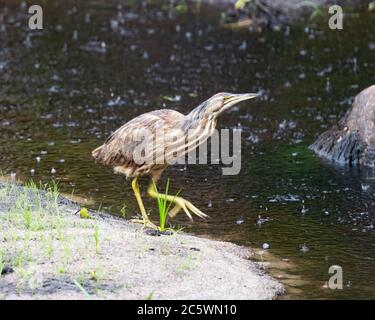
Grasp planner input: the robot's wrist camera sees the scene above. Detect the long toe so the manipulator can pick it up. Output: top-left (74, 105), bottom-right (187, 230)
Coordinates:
top-left (185, 201), bottom-right (209, 219)
top-left (145, 221), bottom-right (159, 230)
top-left (131, 219), bottom-right (158, 230)
top-left (176, 199), bottom-right (193, 221)
top-left (131, 218), bottom-right (145, 224)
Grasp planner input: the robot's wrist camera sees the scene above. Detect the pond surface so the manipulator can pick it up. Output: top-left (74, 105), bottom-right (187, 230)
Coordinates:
top-left (1, 0), bottom-right (375, 299)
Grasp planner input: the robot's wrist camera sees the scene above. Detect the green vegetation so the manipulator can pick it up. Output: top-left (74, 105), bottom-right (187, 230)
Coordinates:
top-left (145, 291), bottom-right (154, 300)
top-left (120, 204), bottom-right (127, 218)
top-left (73, 279), bottom-right (92, 299)
top-left (297, 1), bottom-right (324, 20)
top-left (94, 220), bottom-right (99, 254)
top-left (0, 178), bottom-right (103, 295)
top-left (161, 0), bottom-right (188, 15)
top-left (152, 178), bottom-right (180, 232)
top-left (235, 0), bottom-right (251, 10)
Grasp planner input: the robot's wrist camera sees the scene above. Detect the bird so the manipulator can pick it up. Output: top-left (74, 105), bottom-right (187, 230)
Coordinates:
top-left (92, 92), bottom-right (259, 229)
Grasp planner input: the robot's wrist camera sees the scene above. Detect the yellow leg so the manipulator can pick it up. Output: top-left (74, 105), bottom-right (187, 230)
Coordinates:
top-left (131, 177), bottom-right (157, 229)
top-left (147, 182), bottom-right (209, 221)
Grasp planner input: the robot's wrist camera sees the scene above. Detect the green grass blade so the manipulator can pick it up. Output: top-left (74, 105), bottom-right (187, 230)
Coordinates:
top-left (73, 279), bottom-right (92, 299)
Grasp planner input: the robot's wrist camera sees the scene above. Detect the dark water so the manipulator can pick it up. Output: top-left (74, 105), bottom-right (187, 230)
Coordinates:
top-left (1, 0), bottom-right (375, 299)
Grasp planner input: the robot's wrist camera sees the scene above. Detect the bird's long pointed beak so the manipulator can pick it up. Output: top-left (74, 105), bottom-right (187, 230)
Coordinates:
top-left (227, 92), bottom-right (260, 105)
top-left (221, 93), bottom-right (260, 113)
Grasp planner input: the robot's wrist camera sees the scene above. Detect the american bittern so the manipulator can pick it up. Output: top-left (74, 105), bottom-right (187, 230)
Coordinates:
top-left (92, 92), bottom-right (258, 229)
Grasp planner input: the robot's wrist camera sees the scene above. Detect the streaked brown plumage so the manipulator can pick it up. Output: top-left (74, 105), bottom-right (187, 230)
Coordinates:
top-left (92, 109), bottom-right (183, 178)
top-left (92, 92), bottom-right (259, 229)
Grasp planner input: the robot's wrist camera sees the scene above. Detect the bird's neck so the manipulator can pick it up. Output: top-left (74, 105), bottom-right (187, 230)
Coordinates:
top-left (185, 102), bottom-right (217, 131)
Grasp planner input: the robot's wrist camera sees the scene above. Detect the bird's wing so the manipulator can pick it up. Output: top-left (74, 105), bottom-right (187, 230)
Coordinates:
top-left (93, 110), bottom-right (184, 168)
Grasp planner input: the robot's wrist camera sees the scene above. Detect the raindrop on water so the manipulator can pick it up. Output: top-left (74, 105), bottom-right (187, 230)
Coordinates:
top-left (72, 30), bottom-right (78, 41)
top-left (236, 218), bottom-right (244, 225)
top-left (300, 243), bottom-right (309, 253)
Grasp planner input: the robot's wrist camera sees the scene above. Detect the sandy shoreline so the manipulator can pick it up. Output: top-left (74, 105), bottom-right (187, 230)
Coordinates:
top-left (0, 182), bottom-right (283, 300)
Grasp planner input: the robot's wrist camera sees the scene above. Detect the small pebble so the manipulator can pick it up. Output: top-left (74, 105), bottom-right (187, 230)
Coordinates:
top-left (51, 168), bottom-right (57, 174)
top-left (190, 247), bottom-right (200, 251)
top-left (262, 243), bottom-right (270, 249)
top-left (145, 229), bottom-right (160, 236)
top-left (159, 230), bottom-right (173, 236)
top-left (1, 266), bottom-right (14, 275)
top-left (144, 229), bottom-right (173, 236)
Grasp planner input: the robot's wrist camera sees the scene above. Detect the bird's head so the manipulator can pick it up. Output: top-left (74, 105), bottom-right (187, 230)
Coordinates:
top-left (204, 92), bottom-right (259, 117)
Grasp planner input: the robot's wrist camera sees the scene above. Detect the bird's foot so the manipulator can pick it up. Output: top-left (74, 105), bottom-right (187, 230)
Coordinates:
top-left (131, 218), bottom-right (159, 230)
top-left (169, 198), bottom-right (209, 221)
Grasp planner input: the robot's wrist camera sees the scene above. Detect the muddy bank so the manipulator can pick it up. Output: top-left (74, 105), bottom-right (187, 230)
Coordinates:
top-left (0, 182), bottom-right (283, 300)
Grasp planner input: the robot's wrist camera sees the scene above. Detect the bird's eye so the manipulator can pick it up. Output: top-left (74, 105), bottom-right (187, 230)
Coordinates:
top-left (223, 96), bottom-right (233, 103)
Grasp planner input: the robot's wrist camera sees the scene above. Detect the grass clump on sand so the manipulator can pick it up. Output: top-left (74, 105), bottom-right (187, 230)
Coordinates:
top-left (152, 178), bottom-right (180, 232)
top-left (0, 179), bottom-right (106, 297)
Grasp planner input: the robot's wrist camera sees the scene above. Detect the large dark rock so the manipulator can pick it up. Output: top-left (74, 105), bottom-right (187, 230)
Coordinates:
top-left (310, 85), bottom-right (375, 167)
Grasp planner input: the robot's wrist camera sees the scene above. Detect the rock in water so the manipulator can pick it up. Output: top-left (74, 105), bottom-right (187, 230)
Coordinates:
top-left (310, 85), bottom-right (375, 167)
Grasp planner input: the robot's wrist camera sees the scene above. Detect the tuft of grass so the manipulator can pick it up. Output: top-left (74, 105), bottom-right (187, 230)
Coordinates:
top-left (152, 178), bottom-right (180, 231)
top-left (73, 279), bottom-right (92, 299)
top-left (120, 204), bottom-right (127, 218)
top-left (235, 0), bottom-right (251, 10)
top-left (175, 254), bottom-right (194, 275)
top-left (297, 0), bottom-right (323, 20)
top-left (94, 220), bottom-right (99, 254)
top-left (22, 207), bottom-right (32, 229)
top-left (0, 178), bottom-right (108, 297)
top-left (145, 291), bottom-right (154, 300)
